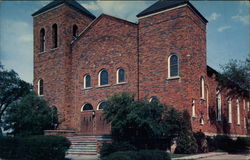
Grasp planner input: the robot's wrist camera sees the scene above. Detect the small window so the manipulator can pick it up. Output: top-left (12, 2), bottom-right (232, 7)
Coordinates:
top-left (81, 103), bottom-right (93, 111)
top-left (192, 99), bottom-right (196, 117)
top-left (168, 54), bottom-right (179, 77)
top-left (52, 24), bottom-right (58, 48)
top-left (117, 68), bottom-right (125, 83)
top-left (73, 24), bottom-right (78, 38)
top-left (98, 101), bottom-right (106, 110)
top-left (216, 90), bottom-right (222, 121)
top-left (40, 28), bottom-right (45, 52)
top-left (200, 77), bottom-right (205, 99)
top-left (228, 98), bottom-right (232, 123)
top-left (237, 99), bottom-right (240, 125)
top-left (149, 96), bottom-right (159, 103)
top-left (38, 79), bottom-right (44, 96)
top-left (84, 74), bottom-right (91, 88)
top-left (99, 69), bottom-right (108, 86)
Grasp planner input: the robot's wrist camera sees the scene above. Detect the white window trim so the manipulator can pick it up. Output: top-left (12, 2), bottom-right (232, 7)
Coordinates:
top-left (116, 68), bottom-right (126, 84)
top-left (37, 79), bottom-right (43, 96)
top-left (84, 74), bottom-right (91, 89)
top-left (243, 99), bottom-right (246, 110)
top-left (97, 101), bottom-right (105, 110)
top-left (192, 99), bottom-right (196, 118)
top-left (201, 77), bottom-right (205, 99)
top-left (216, 90), bottom-right (222, 121)
top-left (228, 98), bottom-right (232, 124)
top-left (206, 87), bottom-right (209, 120)
top-left (237, 99), bottom-right (240, 125)
top-left (168, 54), bottom-right (179, 78)
top-left (244, 117), bottom-right (246, 129)
top-left (98, 69), bottom-right (108, 86)
top-left (81, 103), bottom-right (93, 112)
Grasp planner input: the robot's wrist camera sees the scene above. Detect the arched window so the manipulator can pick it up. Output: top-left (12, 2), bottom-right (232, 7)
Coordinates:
top-left (228, 97), bottom-right (232, 123)
top-left (40, 28), bottom-right (45, 52)
top-left (81, 103), bottom-right (93, 112)
top-left (117, 68), bottom-right (125, 83)
top-left (200, 77), bottom-right (205, 99)
top-left (149, 96), bottom-right (159, 103)
top-left (97, 101), bottom-right (106, 110)
top-left (73, 24), bottom-right (78, 38)
top-left (237, 99), bottom-right (240, 125)
top-left (192, 99), bottom-right (196, 117)
top-left (38, 79), bottom-right (44, 96)
top-left (168, 54), bottom-right (179, 77)
top-left (99, 69), bottom-right (108, 86)
top-left (84, 74), bottom-right (91, 88)
top-left (52, 24), bottom-right (58, 48)
top-left (216, 90), bottom-right (222, 121)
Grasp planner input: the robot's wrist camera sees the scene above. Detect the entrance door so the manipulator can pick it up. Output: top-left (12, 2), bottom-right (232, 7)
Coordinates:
top-left (80, 103), bottom-right (94, 135)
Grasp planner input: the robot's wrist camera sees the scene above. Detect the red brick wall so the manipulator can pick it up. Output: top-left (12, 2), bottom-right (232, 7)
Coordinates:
top-left (33, 4), bottom-right (93, 130)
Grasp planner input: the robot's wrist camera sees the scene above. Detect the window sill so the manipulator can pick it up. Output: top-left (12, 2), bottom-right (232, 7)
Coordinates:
top-left (51, 47), bottom-right (58, 51)
top-left (114, 82), bottom-right (128, 86)
top-left (96, 84), bottom-right (111, 88)
top-left (38, 51), bottom-right (46, 55)
top-left (237, 123), bottom-right (240, 126)
top-left (167, 76), bottom-right (180, 80)
top-left (83, 87), bottom-right (92, 90)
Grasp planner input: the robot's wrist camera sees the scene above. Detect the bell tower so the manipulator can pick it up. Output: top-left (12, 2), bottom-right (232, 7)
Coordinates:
top-left (32, 0), bottom-right (95, 130)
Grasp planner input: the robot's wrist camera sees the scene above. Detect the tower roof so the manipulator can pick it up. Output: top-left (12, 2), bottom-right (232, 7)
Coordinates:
top-left (137, 0), bottom-right (207, 23)
top-left (32, 0), bottom-right (96, 19)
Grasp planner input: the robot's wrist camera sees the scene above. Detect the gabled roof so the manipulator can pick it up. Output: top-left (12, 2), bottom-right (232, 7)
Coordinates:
top-left (137, 0), bottom-right (208, 23)
top-left (32, 0), bottom-right (96, 19)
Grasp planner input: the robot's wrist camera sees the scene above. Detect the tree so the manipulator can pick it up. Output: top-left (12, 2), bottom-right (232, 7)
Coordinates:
top-left (3, 92), bottom-right (58, 136)
top-left (0, 65), bottom-right (32, 135)
top-left (218, 54), bottom-right (250, 97)
top-left (103, 93), bottom-right (184, 149)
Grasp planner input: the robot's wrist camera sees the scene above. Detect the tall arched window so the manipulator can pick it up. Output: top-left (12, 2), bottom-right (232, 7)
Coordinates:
top-left (97, 101), bottom-right (106, 110)
top-left (216, 90), bottom-right (222, 121)
top-left (40, 28), bottom-right (45, 52)
top-left (38, 79), bottom-right (44, 96)
top-left (73, 24), bottom-right (78, 38)
top-left (237, 99), bottom-right (240, 125)
top-left (81, 103), bottom-right (93, 112)
top-left (52, 24), bottom-right (58, 48)
top-left (168, 54), bottom-right (179, 78)
top-left (228, 98), bottom-right (232, 123)
top-left (84, 74), bottom-right (91, 88)
top-left (99, 69), bottom-right (108, 86)
top-left (200, 77), bottom-right (205, 99)
top-left (117, 68), bottom-right (125, 83)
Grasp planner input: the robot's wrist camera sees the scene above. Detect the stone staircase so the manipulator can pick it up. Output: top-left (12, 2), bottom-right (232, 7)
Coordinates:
top-left (66, 135), bottom-right (111, 156)
top-left (67, 136), bottom-right (98, 155)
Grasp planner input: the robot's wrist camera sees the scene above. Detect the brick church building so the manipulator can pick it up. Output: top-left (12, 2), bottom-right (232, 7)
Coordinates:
top-left (33, 0), bottom-right (250, 137)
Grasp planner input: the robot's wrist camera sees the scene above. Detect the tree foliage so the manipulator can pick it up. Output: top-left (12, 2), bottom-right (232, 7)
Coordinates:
top-left (103, 93), bottom-right (184, 148)
top-left (218, 54), bottom-right (250, 97)
top-left (0, 65), bottom-right (32, 130)
top-left (3, 92), bottom-right (58, 136)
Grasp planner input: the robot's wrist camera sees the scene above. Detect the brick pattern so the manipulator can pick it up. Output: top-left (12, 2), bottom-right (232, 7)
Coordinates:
top-left (33, 4), bottom-right (249, 136)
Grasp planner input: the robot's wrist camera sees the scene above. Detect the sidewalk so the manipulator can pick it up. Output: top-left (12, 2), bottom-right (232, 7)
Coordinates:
top-left (172, 152), bottom-right (228, 160)
top-left (66, 155), bottom-right (99, 160)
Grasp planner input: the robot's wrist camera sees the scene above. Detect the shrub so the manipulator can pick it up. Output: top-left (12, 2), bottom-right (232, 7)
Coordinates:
top-left (0, 135), bottom-right (71, 160)
top-left (175, 131), bottom-right (198, 154)
top-left (101, 150), bottom-right (170, 160)
top-left (206, 136), bottom-right (217, 152)
top-left (194, 132), bottom-right (208, 153)
top-left (100, 142), bottom-right (136, 157)
top-left (234, 137), bottom-right (250, 153)
top-left (214, 135), bottom-right (234, 152)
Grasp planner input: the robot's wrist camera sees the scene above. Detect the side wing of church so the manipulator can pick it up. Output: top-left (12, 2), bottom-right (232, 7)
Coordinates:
top-left (33, 0), bottom-right (250, 137)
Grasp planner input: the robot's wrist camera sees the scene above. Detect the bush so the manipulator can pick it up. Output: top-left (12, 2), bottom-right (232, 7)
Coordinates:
top-left (101, 150), bottom-right (170, 160)
top-left (206, 136), bottom-right (217, 152)
top-left (194, 132), bottom-right (208, 153)
top-left (100, 142), bottom-right (137, 157)
top-left (214, 135), bottom-right (234, 152)
top-left (175, 131), bottom-right (198, 154)
top-left (0, 135), bottom-right (71, 160)
top-left (234, 137), bottom-right (250, 153)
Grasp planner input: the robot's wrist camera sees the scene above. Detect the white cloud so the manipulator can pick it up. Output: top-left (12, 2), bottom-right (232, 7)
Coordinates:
top-left (208, 12), bottom-right (221, 21)
top-left (232, 15), bottom-right (250, 25)
top-left (217, 25), bottom-right (232, 32)
top-left (80, 1), bottom-right (151, 22)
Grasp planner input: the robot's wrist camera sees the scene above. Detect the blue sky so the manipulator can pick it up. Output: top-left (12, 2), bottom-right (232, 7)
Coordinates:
top-left (0, 1), bottom-right (249, 83)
